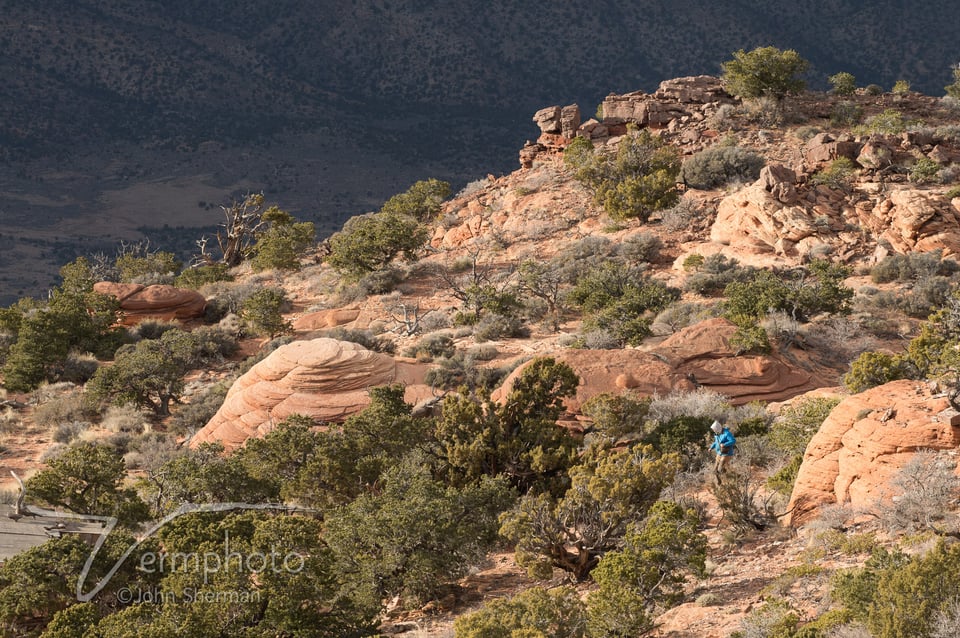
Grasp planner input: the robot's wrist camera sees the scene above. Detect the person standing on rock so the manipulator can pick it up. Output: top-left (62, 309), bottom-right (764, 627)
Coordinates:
top-left (709, 420), bottom-right (736, 481)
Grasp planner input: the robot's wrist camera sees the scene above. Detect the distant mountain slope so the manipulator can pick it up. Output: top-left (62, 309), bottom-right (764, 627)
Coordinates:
top-left (0, 0), bottom-right (957, 302)
top-left (2, 0), bottom-right (957, 156)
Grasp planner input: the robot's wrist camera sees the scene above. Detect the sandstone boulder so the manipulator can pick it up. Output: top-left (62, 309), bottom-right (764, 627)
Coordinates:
top-left (803, 133), bottom-right (861, 170)
top-left (94, 282), bottom-right (206, 326)
top-left (532, 106), bottom-right (562, 134)
top-left (854, 187), bottom-right (960, 257)
top-left (710, 166), bottom-right (819, 256)
top-left (190, 338), bottom-right (433, 451)
top-left (786, 380), bottom-right (960, 526)
top-left (292, 308), bottom-right (361, 331)
top-left (493, 318), bottom-right (819, 416)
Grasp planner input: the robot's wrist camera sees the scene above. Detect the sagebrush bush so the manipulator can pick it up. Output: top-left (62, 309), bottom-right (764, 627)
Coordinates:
top-left (683, 253), bottom-right (754, 296)
top-left (869, 250), bottom-right (957, 283)
top-left (32, 389), bottom-right (95, 428)
top-left (60, 352), bottom-right (100, 385)
top-left (877, 450), bottom-right (960, 533)
top-left (201, 281), bottom-right (261, 322)
top-left (648, 389), bottom-right (730, 425)
top-left (175, 263), bottom-right (232, 289)
top-left (101, 404), bottom-right (149, 434)
top-left (169, 380), bottom-right (230, 434)
top-left (681, 145), bottom-right (765, 190)
top-left (616, 232), bottom-right (662, 264)
top-left (52, 420), bottom-right (89, 444)
top-left (660, 197), bottom-right (704, 231)
top-left (473, 313), bottom-right (527, 342)
top-left (404, 332), bottom-right (455, 360)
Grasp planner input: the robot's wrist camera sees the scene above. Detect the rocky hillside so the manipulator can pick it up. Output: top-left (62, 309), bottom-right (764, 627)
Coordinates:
top-left (3, 75), bottom-right (960, 636)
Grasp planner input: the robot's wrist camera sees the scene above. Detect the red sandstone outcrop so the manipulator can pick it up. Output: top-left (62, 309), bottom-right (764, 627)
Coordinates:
top-left (854, 188), bottom-right (960, 256)
top-left (710, 165), bottom-right (827, 258)
top-left (493, 318), bottom-right (820, 416)
top-left (292, 308), bottom-right (361, 331)
top-left (786, 379), bottom-right (960, 526)
top-left (93, 282), bottom-right (206, 325)
top-left (190, 338), bottom-right (433, 451)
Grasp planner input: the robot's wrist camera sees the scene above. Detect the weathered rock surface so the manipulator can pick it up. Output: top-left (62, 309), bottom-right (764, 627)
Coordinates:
top-left (710, 165), bottom-right (822, 257)
top-left (292, 308), bottom-right (361, 331)
top-left (786, 380), bottom-right (960, 526)
top-left (493, 318), bottom-right (820, 416)
top-left (93, 282), bottom-right (206, 325)
top-left (854, 187), bottom-right (960, 256)
top-left (802, 132), bottom-right (861, 170)
top-left (191, 338), bottom-right (433, 451)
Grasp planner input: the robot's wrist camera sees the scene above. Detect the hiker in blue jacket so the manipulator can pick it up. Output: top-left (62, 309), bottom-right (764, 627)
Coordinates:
top-left (709, 420), bottom-right (736, 479)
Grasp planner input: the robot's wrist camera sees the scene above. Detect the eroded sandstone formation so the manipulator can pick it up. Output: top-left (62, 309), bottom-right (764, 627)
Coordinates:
top-left (190, 338), bottom-right (433, 451)
top-left (786, 379), bottom-right (960, 526)
top-left (493, 318), bottom-right (820, 417)
top-left (93, 282), bottom-right (206, 325)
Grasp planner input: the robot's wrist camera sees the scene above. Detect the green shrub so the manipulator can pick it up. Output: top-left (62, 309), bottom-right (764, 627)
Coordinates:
top-left (811, 157), bottom-right (857, 188)
top-left (240, 288), bottom-right (291, 338)
top-left (250, 207), bottom-right (315, 271)
top-left (766, 454), bottom-right (803, 496)
top-left (946, 185), bottom-right (960, 200)
top-left (831, 101), bottom-right (864, 127)
top-left (721, 46), bottom-right (810, 99)
top-left (564, 130), bottom-right (681, 221)
top-left (681, 145), bottom-right (765, 190)
top-left (569, 261), bottom-right (681, 347)
top-left (684, 254), bottom-right (754, 295)
top-left (175, 263), bottom-right (232, 289)
top-left (587, 501), bottom-right (706, 637)
top-left (864, 84), bottom-right (883, 96)
top-left (723, 260), bottom-right (853, 321)
top-left (892, 79), bottom-right (911, 95)
top-left (769, 396), bottom-right (840, 456)
top-left (729, 320), bottom-right (772, 354)
top-left (946, 66), bottom-right (960, 100)
top-left (910, 157), bottom-right (942, 184)
top-left (455, 586), bottom-right (587, 638)
top-left (857, 109), bottom-right (906, 135)
top-left (326, 211), bottom-right (429, 281)
top-left (843, 541), bottom-right (960, 638)
top-left (843, 351), bottom-right (909, 392)
top-left (379, 178), bottom-right (450, 222)
top-left (829, 72), bottom-right (857, 96)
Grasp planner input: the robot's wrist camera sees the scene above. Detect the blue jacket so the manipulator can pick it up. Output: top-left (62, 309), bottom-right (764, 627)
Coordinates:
top-left (710, 428), bottom-right (736, 456)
